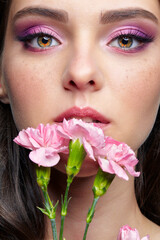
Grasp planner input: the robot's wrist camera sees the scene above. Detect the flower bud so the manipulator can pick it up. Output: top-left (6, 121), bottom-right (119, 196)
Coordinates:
top-left (66, 139), bottom-right (86, 180)
top-left (92, 168), bottom-right (115, 198)
top-left (117, 225), bottom-right (150, 240)
top-left (36, 166), bottom-right (51, 190)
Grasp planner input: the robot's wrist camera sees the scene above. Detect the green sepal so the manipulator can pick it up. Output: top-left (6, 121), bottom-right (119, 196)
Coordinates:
top-left (92, 168), bottom-right (115, 198)
top-left (36, 166), bottom-right (51, 191)
top-left (66, 139), bottom-right (86, 178)
top-left (37, 207), bottom-right (51, 218)
top-left (38, 200), bottom-right (59, 219)
top-left (61, 194), bottom-right (72, 217)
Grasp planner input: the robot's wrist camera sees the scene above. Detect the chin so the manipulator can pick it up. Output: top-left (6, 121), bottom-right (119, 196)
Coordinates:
top-left (54, 154), bottom-right (99, 178)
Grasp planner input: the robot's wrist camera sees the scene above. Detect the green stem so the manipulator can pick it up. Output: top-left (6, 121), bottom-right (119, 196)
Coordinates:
top-left (59, 177), bottom-right (73, 240)
top-left (59, 215), bottom-right (65, 240)
top-left (42, 188), bottom-right (50, 208)
top-left (42, 188), bottom-right (58, 240)
top-left (83, 223), bottom-right (89, 240)
top-left (51, 219), bottom-right (58, 240)
top-left (83, 197), bottom-right (100, 240)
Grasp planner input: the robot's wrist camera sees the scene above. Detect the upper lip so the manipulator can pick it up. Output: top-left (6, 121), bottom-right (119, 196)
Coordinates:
top-left (54, 106), bottom-right (110, 124)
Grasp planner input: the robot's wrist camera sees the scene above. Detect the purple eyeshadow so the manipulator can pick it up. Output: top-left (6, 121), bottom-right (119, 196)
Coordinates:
top-left (107, 26), bottom-right (154, 43)
top-left (15, 21), bottom-right (156, 54)
top-left (104, 25), bottom-right (155, 54)
top-left (17, 25), bottom-right (62, 41)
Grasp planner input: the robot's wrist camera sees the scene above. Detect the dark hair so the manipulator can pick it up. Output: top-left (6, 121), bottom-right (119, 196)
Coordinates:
top-left (0, 1), bottom-right (159, 239)
top-left (0, 105), bottom-right (45, 240)
top-left (0, 0), bottom-right (10, 55)
top-left (0, 2), bottom-right (45, 239)
top-left (136, 107), bottom-right (160, 225)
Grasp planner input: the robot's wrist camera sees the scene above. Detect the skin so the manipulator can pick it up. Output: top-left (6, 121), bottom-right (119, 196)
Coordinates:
top-left (0, 0), bottom-right (160, 239)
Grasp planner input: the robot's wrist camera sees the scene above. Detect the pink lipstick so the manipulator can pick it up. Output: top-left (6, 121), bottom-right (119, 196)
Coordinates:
top-left (54, 107), bottom-right (110, 126)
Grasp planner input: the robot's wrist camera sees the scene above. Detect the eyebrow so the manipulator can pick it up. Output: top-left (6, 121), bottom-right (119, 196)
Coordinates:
top-left (13, 7), bottom-right (158, 26)
top-left (13, 7), bottom-right (69, 23)
top-left (100, 8), bottom-right (158, 24)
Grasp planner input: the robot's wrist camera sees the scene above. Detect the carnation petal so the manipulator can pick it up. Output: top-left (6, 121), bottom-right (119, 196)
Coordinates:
top-left (124, 165), bottom-right (140, 178)
top-left (14, 130), bottom-right (33, 149)
top-left (98, 157), bottom-right (115, 174)
top-left (110, 160), bottom-right (129, 181)
top-left (117, 225), bottom-right (149, 240)
top-left (29, 136), bottom-right (42, 148)
top-left (56, 124), bottom-right (72, 139)
top-left (29, 148), bottom-right (60, 167)
top-left (57, 118), bottom-right (106, 161)
top-left (82, 138), bottom-right (95, 160)
top-left (141, 236), bottom-right (150, 240)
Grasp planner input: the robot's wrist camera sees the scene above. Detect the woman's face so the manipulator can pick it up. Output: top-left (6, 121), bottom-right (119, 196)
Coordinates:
top-left (1, 0), bottom-right (160, 154)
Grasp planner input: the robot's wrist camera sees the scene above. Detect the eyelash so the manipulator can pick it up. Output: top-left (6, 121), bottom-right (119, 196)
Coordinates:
top-left (107, 29), bottom-right (154, 53)
top-left (18, 31), bottom-right (61, 51)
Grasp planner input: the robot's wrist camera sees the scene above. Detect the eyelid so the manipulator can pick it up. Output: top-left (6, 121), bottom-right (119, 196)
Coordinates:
top-left (106, 26), bottom-right (153, 44)
top-left (17, 25), bottom-right (63, 43)
top-left (102, 26), bottom-right (155, 54)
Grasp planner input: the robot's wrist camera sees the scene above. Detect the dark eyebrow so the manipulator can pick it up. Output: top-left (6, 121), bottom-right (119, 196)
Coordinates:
top-left (13, 7), bottom-right (69, 23)
top-left (100, 8), bottom-right (158, 24)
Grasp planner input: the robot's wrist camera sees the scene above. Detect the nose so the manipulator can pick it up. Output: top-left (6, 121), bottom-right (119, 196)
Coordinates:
top-left (62, 51), bottom-right (104, 92)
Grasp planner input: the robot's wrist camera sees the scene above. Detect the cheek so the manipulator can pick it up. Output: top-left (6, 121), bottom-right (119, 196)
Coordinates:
top-left (106, 58), bottom-right (160, 150)
top-left (124, 63), bottom-right (160, 117)
top-left (121, 70), bottom-right (160, 116)
top-left (2, 57), bottom-right (63, 129)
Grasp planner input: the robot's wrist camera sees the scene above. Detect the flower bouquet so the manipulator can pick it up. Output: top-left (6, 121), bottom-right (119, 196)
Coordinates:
top-left (14, 118), bottom-right (149, 240)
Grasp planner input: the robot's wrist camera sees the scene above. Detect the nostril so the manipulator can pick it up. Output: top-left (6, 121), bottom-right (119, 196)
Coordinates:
top-left (69, 80), bottom-right (77, 87)
top-left (89, 80), bottom-right (95, 85)
top-left (64, 79), bottom-right (97, 91)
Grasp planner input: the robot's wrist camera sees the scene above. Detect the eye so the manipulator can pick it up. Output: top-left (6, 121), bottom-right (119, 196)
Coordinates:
top-left (107, 28), bottom-right (154, 53)
top-left (109, 35), bottom-right (141, 50)
top-left (18, 31), bottom-right (62, 51)
top-left (25, 34), bottom-right (61, 49)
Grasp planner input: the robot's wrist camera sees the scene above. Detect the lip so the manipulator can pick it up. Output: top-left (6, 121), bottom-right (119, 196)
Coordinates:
top-left (54, 107), bottom-right (110, 126)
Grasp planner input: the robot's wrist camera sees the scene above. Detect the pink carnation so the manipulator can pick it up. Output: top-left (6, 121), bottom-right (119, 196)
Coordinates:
top-left (97, 137), bottom-right (140, 180)
top-left (117, 225), bottom-right (150, 240)
top-left (14, 119), bottom-right (140, 181)
top-left (56, 118), bottom-right (106, 160)
top-left (14, 124), bottom-right (69, 167)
